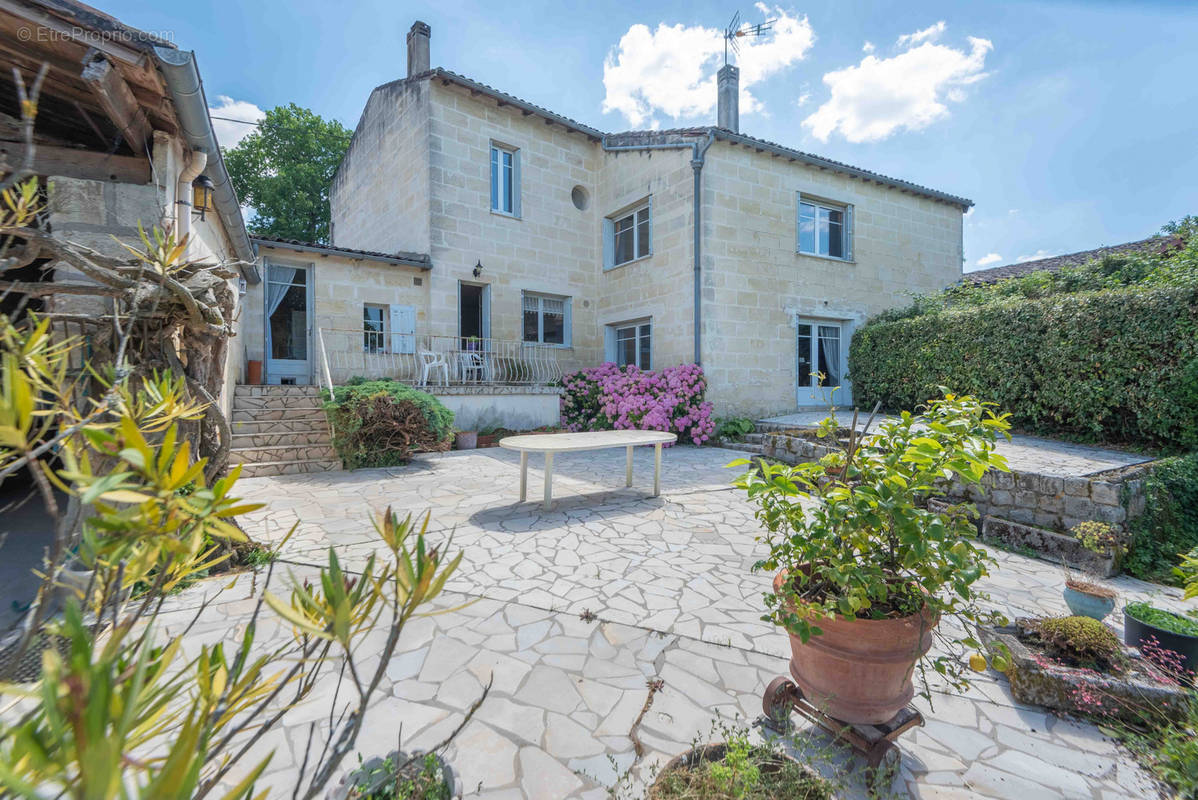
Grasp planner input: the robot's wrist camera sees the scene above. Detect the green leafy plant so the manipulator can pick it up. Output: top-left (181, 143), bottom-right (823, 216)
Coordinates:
top-left (849, 220), bottom-right (1198, 451)
top-left (1033, 615), bottom-right (1125, 672)
top-left (323, 380), bottom-right (454, 468)
top-left (715, 417), bottom-right (756, 442)
top-left (224, 103), bottom-right (352, 243)
top-left (733, 392), bottom-right (1014, 689)
top-left (1124, 602), bottom-right (1198, 637)
top-left (1125, 453), bottom-right (1198, 584)
top-left (349, 751), bottom-right (450, 800)
top-left (647, 730), bottom-right (834, 800)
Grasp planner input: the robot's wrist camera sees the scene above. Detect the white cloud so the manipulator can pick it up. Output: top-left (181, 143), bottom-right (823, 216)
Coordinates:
top-left (802, 24), bottom-right (991, 143)
top-left (896, 21), bottom-right (946, 48)
top-left (1016, 249), bottom-right (1057, 263)
top-left (797, 92), bottom-right (811, 107)
top-left (862, 41), bottom-right (875, 53)
top-left (209, 96), bottom-right (265, 149)
top-left (602, 4), bottom-right (815, 127)
top-left (975, 253), bottom-right (1002, 267)
top-left (1008, 208), bottom-right (1020, 215)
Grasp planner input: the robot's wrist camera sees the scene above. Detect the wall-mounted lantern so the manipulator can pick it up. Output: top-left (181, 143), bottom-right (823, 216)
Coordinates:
top-left (473, 260), bottom-right (484, 278)
top-left (191, 175), bottom-right (215, 221)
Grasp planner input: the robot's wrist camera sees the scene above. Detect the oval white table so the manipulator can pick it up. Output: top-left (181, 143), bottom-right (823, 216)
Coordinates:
top-left (498, 430), bottom-right (677, 509)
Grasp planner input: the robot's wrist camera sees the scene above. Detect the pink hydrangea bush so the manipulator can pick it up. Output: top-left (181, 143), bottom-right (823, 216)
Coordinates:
top-left (558, 362), bottom-right (715, 445)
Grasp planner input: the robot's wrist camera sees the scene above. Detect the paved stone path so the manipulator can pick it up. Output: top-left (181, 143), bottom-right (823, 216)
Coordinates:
top-left (167, 446), bottom-right (1187, 799)
top-left (761, 412), bottom-right (1153, 477)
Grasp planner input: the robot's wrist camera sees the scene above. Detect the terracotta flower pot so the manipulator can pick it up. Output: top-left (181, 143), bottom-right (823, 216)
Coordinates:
top-left (774, 570), bottom-right (938, 725)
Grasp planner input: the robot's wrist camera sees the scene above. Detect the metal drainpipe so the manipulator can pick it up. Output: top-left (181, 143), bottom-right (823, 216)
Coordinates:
top-left (600, 132), bottom-right (715, 366)
top-left (690, 132), bottom-right (715, 365)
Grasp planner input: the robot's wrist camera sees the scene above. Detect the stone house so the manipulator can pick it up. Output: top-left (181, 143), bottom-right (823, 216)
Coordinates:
top-left (0, 0), bottom-right (256, 418)
top-left (257, 21), bottom-right (972, 419)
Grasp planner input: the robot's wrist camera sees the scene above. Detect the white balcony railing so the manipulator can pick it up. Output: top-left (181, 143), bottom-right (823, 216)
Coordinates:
top-left (317, 328), bottom-right (563, 393)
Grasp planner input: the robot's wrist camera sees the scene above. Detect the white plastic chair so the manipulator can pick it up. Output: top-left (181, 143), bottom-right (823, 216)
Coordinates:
top-left (457, 351), bottom-right (487, 383)
top-left (419, 350), bottom-right (448, 387)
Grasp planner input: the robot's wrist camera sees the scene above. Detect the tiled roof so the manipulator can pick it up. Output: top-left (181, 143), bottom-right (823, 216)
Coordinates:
top-left (964, 237), bottom-right (1169, 284)
top-left (251, 235), bottom-right (431, 269)
top-left (406, 71), bottom-right (972, 209)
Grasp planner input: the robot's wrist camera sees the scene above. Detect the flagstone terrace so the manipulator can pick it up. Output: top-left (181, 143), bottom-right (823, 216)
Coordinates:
top-left (168, 445), bottom-right (1187, 799)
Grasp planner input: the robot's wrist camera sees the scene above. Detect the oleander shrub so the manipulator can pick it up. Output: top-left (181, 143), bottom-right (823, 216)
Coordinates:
top-left (1125, 453), bottom-right (1198, 584)
top-left (323, 380), bottom-right (454, 468)
top-left (557, 362), bottom-right (715, 445)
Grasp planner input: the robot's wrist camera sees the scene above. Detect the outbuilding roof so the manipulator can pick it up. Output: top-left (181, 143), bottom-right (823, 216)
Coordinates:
top-left (964, 237), bottom-right (1169, 284)
top-left (252, 235), bottom-right (431, 269)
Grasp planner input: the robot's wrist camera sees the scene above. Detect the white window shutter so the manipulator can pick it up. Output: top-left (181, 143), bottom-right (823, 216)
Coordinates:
top-left (513, 150), bottom-right (522, 218)
top-left (390, 305), bottom-right (415, 354)
top-left (564, 299), bottom-right (572, 347)
top-left (845, 204), bottom-right (854, 261)
top-left (602, 218), bottom-right (614, 270)
top-left (604, 325), bottom-right (616, 362)
top-left (795, 191), bottom-right (803, 251)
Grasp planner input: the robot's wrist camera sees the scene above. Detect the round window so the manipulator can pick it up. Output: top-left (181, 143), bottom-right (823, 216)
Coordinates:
top-left (571, 185), bottom-right (589, 211)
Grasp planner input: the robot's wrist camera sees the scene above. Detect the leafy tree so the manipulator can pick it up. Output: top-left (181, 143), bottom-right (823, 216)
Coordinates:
top-left (224, 104), bottom-right (351, 243)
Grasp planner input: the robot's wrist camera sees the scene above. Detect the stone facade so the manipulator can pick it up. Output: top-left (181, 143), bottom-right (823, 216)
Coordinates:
top-left (329, 68), bottom-right (968, 418)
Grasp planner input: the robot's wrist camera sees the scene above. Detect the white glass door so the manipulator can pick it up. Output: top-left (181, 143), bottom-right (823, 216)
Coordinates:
top-left (265, 263), bottom-right (312, 384)
top-left (796, 319), bottom-right (851, 407)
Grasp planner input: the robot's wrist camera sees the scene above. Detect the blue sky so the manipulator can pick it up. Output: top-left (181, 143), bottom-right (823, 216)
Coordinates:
top-left (110, 0), bottom-right (1198, 271)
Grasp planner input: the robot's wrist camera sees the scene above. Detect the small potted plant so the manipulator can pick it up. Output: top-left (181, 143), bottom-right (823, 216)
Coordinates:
top-left (734, 393), bottom-right (1013, 725)
top-left (328, 749), bottom-right (458, 800)
top-left (1123, 601), bottom-right (1198, 682)
top-left (650, 727), bottom-right (835, 799)
top-left (1062, 521), bottom-right (1123, 621)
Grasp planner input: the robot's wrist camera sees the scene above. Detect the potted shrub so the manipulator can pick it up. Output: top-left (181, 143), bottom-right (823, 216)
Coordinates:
top-left (734, 393), bottom-right (1012, 724)
top-left (1062, 521), bottom-right (1123, 620)
top-left (329, 750), bottom-right (458, 800)
top-left (650, 729), bottom-right (835, 800)
top-left (1123, 601), bottom-right (1198, 681)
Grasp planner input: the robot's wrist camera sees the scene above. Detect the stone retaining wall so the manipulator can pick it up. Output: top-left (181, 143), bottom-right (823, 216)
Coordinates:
top-left (760, 430), bottom-right (1151, 534)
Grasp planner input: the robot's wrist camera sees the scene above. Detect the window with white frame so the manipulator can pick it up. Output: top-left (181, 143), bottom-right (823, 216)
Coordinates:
top-left (490, 144), bottom-right (519, 216)
top-left (363, 303), bottom-right (387, 353)
top-left (522, 292), bottom-right (570, 346)
top-left (797, 195), bottom-right (853, 260)
top-left (606, 202), bottom-right (650, 268)
top-left (609, 321), bottom-right (651, 369)
top-left (796, 320), bottom-right (844, 388)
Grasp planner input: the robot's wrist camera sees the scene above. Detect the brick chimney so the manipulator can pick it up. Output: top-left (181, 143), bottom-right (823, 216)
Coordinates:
top-left (717, 64), bottom-right (739, 133)
top-left (407, 21), bottom-right (431, 77)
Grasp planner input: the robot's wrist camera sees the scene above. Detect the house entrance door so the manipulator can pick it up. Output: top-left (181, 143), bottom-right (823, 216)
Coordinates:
top-left (265, 263), bottom-right (312, 384)
top-left (796, 319), bottom-right (851, 407)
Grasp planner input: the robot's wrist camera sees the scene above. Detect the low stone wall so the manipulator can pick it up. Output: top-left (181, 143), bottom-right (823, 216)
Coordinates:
top-left (427, 386), bottom-right (561, 431)
top-left (760, 430), bottom-right (1151, 535)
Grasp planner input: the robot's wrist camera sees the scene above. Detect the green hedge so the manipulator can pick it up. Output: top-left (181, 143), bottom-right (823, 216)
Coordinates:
top-left (848, 285), bottom-right (1198, 450)
top-left (1125, 452), bottom-right (1198, 584)
top-left (322, 380), bottom-right (454, 469)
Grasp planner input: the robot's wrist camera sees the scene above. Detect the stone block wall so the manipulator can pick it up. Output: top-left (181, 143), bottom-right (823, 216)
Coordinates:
top-left (760, 430), bottom-right (1151, 534)
top-left (700, 142), bottom-right (965, 418)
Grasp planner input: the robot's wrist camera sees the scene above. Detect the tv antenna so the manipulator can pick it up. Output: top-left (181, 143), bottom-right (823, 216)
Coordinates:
top-left (723, 11), bottom-right (776, 65)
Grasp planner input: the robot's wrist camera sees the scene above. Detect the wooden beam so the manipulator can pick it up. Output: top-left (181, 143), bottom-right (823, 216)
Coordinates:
top-left (80, 52), bottom-right (149, 155)
top-left (0, 140), bottom-right (150, 183)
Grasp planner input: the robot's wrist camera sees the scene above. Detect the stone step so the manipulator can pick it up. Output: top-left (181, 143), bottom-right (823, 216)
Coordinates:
top-left (232, 431), bottom-right (331, 448)
top-left (231, 443), bottom-right (337, 465)
top-left (234, 385), bottom-right (321, 398)
top-left (231, 406), bottom-right (326, 423)
top-left (231, 418), bottom-right (330, 435)
top-left (717, 440), bottom-right (764, 454)
top-left (743, 432), bottom-right (764, 444)
top-left (233, 394), bottom-right (328, 412)
top-left (236, 458), bottom-right (342, 478)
